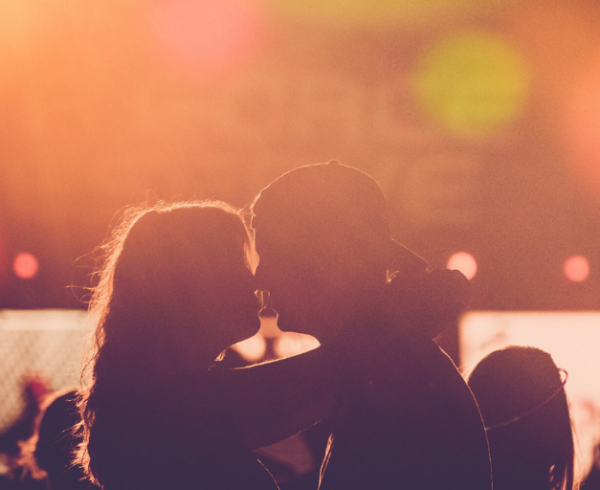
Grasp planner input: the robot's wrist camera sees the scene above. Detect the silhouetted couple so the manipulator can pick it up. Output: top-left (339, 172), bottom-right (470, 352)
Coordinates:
top-left (79, 162), bottom-right (492, 490)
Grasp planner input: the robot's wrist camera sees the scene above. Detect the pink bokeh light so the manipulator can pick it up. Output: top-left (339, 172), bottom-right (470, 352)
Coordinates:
top-left (564, 255), bottom-right (590, 283)
top-left (145, 0), bottom-right (265, 75)
top-left (447, 251), bottom-right (478, 280)
top-left (13, 252), bottom-right (39, 279)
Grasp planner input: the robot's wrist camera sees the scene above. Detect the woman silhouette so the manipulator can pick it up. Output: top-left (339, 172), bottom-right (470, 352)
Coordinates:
top-left (468, 346), bottom-right (577, 490)
top-left (79, 201), bottom-right (344, 490)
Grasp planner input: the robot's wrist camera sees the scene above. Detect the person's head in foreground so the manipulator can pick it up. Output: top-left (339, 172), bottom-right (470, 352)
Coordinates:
top-left (80, 201), bottom-right (260, 482)
top-left (251, 160), bottom-right (466, 342)
top-left (33, 389), bottom-right (94, 489)
top-left (468, 346), bottom-right (576, 490)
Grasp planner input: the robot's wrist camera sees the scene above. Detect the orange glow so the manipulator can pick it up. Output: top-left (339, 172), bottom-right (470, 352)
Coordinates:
top-left (267, 0), bottom-right (501, 29)
top-left (564, 255), bottom-right (590, 283)
top-left (447, 252), bottom-right (477, 280)
top-left (13, 253), bottom-right (39, 279)
top-left (565, 55), bottom-right (600, 198)
top-left (231, 333), bottom-right (267, 362)
top-left (258, 315), bottom-right (281, 339)
top-left (274, 332), bottom-right (320, 359)
top-left (145, 0), bottom-right (264, 74)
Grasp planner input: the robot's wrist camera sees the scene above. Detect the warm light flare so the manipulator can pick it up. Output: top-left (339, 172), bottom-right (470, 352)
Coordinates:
top-left (230, 333), bottom-right (267, 362)
top-left (145, 0), bottom-right (264, 74)
top-left (274, 332), bottom-right (320, 359)
top-left (13, 253), bottom-right (39, 279)
top-left (267, 0), bottom-right (501, 28)
top-left (564, 255), bottom-right (590, 283)
top-left (447, 252), bottom-right (477, 280)
top-left (565, 55), bottom-right (600, 199)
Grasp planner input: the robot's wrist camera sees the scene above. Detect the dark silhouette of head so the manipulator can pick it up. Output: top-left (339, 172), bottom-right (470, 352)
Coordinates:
top-left (89, 200), bottom-right (259, 375)
top-left (17, 388), bottom-right (95, 489)
top-left (34, 389), bottom-right (94, 489)
top-left (251, 161), bottom-right (427, 342)
top-left (79, 201), bottom-right (260, 484)
top-left (467, 346), bottom-right (576, 490)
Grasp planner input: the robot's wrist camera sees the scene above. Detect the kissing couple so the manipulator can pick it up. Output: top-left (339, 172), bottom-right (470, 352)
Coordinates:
top-left (78, 161), bottom-right (492, 490)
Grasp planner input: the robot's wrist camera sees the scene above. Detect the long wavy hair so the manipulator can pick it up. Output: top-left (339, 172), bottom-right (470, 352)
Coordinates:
top-left (78, 200), bottom-right (256, 485)
top-left (468, 346), bottom-right (577, 490)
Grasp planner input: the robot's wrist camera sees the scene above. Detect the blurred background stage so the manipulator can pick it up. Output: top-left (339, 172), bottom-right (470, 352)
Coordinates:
top-left (1, 0), bottom-right (600, 483)
top-left (0, 0), bottom-right (599, 310)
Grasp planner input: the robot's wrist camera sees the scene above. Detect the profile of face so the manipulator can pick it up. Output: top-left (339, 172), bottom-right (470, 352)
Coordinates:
top-left (112, 203), bottom-right (261, 363)
top-left (253, 212), bottom-right (383, 343)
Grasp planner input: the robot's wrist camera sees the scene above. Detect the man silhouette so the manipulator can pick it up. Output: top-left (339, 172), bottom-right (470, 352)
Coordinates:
top-left (251, 161), bottom-right (492, 490)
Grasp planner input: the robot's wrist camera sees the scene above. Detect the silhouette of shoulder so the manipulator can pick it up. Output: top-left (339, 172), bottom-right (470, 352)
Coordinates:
top-left (320, 335), bottom-right (491, 490)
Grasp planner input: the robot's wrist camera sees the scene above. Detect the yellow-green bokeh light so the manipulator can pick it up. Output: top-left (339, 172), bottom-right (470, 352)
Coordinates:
top-left (267, 0), bottom-right (500, 29)
top-left (413, 31), bottom-right (530, 137)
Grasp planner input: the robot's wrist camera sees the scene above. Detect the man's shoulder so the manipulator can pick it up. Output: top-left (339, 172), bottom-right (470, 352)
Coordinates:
top-left (376, 335), bottom-right (460, 376)
top-left (364, 335), bottom-right (477, 410)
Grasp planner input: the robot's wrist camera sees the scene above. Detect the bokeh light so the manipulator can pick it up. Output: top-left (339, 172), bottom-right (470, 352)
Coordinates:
top-left (13, 253), bottom-right (39, 279)
top-left (413, 30), bottom-right (529, 137)
top-left (267, 0), bottom-right (499, 29)
top-left (145, 0), bottom-right (264, 74)
top-left (231, 333), bottom-right (267, 362)
top-left (564, 255), bottom-right (590, 283)
top-left (274, 332), bottom-right (320, 359)
top-left (565, 54), bottom-right (600, 198)
top-left (447, 251), bottom-right (478, 280)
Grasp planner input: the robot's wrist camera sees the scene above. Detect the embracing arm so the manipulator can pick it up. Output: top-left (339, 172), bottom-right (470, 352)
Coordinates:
top-left (209, 345), bottom-right (350, 449)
